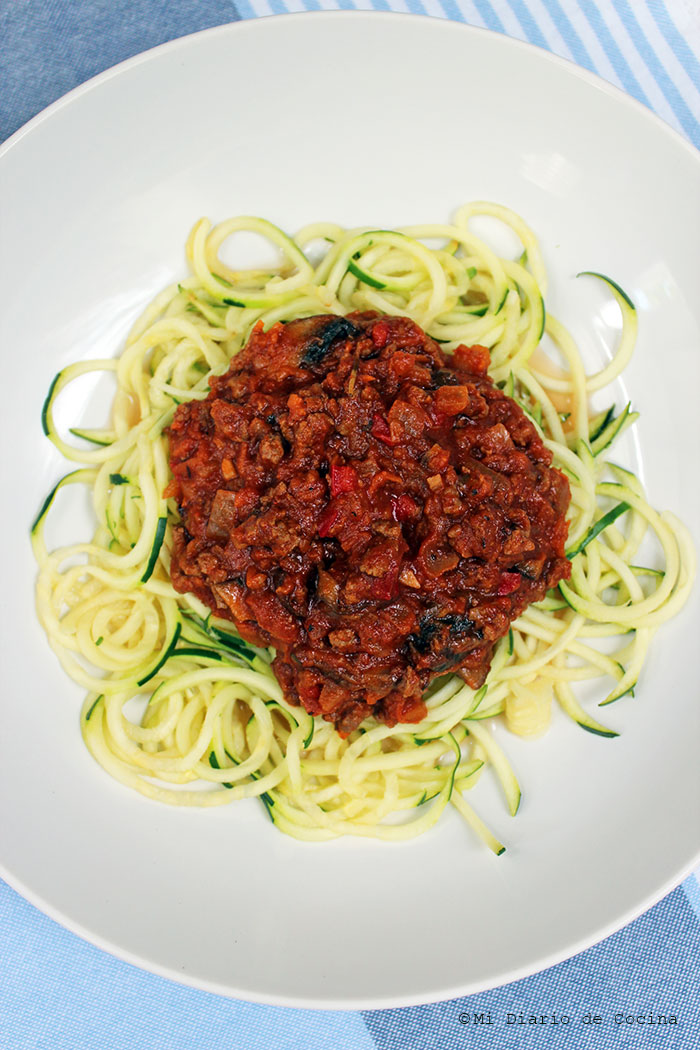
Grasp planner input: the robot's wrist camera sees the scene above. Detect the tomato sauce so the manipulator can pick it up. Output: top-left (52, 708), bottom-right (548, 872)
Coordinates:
top-left (167, 313), bottom-right (571, 734)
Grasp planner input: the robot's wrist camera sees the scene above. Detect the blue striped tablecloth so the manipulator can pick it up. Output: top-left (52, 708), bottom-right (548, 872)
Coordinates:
top-left (1, 3), bottom-right (699, 1048)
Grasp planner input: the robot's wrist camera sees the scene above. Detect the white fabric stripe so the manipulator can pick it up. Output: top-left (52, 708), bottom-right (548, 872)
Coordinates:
top-left (553, 3), bottom-right (626, 92)
top-left (431, 0), bottom-right (458, 21)
top-left (248, 0), bottom-right (276, 14)
top-left (420, 0), bottom-right (450, 18)
top-left (446, 0), bottom-right (491, 28)
top-left (507, 0), bottom-right (577, 62)
top-left (390, 0), bottom-right (413, 12)
top-left (635, 2), bottom-right (700, 117)
top-left (514, 0), bottom-right (582, 66)
top-left (484, 0), bottom-right (529, 39)
top-left (666, 0), bottom-right (700, 53)
top-left (430, 0), bottom-right (472, 24)
top-left (595, 1), bottom-right (685, 135)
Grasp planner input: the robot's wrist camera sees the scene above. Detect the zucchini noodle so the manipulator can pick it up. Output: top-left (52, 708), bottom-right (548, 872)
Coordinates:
top-left (32, 203), bottom-right (695, 851)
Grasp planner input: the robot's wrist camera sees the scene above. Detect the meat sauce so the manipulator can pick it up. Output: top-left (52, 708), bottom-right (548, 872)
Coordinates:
top-left (167, 312), bottom-right (571, 735)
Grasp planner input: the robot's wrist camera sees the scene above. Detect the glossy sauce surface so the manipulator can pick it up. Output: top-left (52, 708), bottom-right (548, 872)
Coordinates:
top-left (167, 312), bottom-right (571, 733)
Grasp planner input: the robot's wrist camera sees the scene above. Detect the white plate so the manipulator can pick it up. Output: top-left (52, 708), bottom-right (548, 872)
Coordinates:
top-left (1, 13), bottom-right (699, 1009)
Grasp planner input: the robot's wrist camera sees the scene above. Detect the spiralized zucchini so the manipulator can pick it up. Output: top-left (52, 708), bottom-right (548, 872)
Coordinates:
top-left (32, 203), bottom-right (695, 851)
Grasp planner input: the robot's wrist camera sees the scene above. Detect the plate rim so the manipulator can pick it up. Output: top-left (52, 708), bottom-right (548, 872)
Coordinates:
top-left (3, 846), bottom-right (700, 1010)
top-left (2, 11), bottom-right (698, 164)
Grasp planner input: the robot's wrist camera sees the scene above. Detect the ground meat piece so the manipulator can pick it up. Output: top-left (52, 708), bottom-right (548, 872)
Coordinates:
top-left (167, 312), bottom-right (571, 735)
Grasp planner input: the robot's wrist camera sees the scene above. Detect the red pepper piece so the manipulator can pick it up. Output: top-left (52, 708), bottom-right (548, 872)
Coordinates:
top-left (318, 503), bottom-right (340, 538)
top-left (371, 413), bottom-right (396, 446)
top-left (371, 320), bottom-right (390, 347)
top-left (497, 572), bottom-right (521, 596)
top-left (330, 463), bottom-right (358, 498)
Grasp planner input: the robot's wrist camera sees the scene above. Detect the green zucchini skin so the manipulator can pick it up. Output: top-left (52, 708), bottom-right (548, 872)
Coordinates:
top-left (41, 371), bottom-right (62, 437)
top-left (137, 623), bottom-right (182, 687)
top-left (566, 501), bottom-right (629, 559)
top-left (347, 258), bottom-right (386, 290)
top-left (140, 516), bottom-right (167, 583)
top-left (577, 270), bottom-right (636, 311)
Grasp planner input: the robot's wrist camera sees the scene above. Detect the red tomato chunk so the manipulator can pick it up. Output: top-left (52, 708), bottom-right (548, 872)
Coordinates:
top-left (167, 313), bottom-right (571, 735)
top-left (330, 464), bottom-right (358, 498)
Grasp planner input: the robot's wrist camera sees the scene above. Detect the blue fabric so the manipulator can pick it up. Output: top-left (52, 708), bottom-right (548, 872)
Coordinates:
top-left (0, 0), bottom-right (240, 140)
top-left (2, 2), bottom-right (699, 1047)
